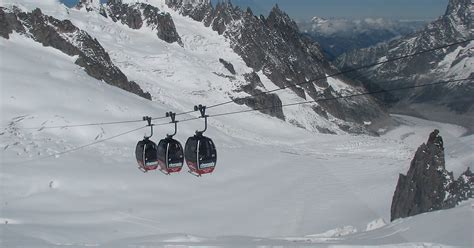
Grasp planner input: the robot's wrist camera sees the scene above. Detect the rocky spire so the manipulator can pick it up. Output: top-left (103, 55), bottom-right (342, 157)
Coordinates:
top-left (391, 130), bottom-right (473, 221)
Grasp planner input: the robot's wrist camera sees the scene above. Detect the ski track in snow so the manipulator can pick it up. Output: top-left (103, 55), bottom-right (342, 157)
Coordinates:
top-left (1, 1), bottom-right (473, 247)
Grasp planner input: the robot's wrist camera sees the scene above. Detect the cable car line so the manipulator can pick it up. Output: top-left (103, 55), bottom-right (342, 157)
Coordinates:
top-left (9, 78), bottom-right (472, 167)
top-left (18, 119), bottom-right (145, 130)
top-left (208, 78), bottom-right (473, 118)
top-left (6, 39), bottom-right (471, 131)
top-left (133, 77), bottom-right (471, 176)
top-left (142, 77), bottom-right (473, 124)
top-left (12, 125), bottom-right (148, 165)
top-left (205, 39), bottom-right (473, 110)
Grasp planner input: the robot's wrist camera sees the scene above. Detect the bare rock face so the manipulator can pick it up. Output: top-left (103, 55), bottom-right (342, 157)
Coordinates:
top-left (105, 0), bottom-right (183, 45)
top-left (391, 130), bottom-right (473, 221)
top-left (233, 72), bottom-right (285, 120)
top-left (0, 7), bottom-right (151, 100)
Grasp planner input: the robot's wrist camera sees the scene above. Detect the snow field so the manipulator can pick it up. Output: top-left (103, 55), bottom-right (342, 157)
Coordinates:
top-left (1, 0), bottom-right (473, 247)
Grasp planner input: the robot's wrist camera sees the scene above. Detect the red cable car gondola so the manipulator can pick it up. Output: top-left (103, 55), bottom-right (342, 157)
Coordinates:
top-left (185, 134), bottom-right (217, 176)
top-left (185, 105), bottom-right (217, 176)
top-left (157, 112), bottom-right (184, 175)
top-left (135, 116), bottom-right (159, 172)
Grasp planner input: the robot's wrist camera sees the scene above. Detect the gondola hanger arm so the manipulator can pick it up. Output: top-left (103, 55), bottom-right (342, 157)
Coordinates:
top-left (194, 105), bottom-right (208, 135)
top-left (166, 112), bottom-right (178, 138)
top-left (143, 116), bottom-right (153, 139)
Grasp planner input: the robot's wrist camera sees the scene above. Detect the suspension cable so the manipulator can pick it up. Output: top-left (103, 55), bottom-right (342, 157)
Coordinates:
top-left (5, 39), bottom-right (471, 130)
top-left (9, 77), bottom-right (472, 164)
top-left (206, 39), bottom-right (473, 110)
top-left (11, 125), bottom-right (147, 165)
top-left (210, 78), bottom-right (472, 118)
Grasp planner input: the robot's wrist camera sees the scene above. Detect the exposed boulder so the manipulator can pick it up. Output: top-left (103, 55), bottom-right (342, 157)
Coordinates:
top-left (1, 7), bottom-right (151, 100)
top-left (391, 130), bottom-right (473, 221)
top-left (219, 58), bottom-right (236, 75)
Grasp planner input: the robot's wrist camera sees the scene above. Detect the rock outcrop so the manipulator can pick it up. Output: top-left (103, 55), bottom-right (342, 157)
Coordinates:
top-left (234, 72), bottom-right (285, 120)
top-left (103, 0), bottom-right (183, 45)
top-left (391, 130), bottom-right (473, 221)
top-left (0, 6), bottom-right (151, 100)
top-left (219, 58), bottom-right (236, 75)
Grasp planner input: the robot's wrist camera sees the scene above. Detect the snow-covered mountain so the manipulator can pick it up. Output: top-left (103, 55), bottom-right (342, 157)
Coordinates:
top-left (299, 17), bottom-right (426, 60)
top-left (336, 0), bottom-right (473, 123)
top-left (1, 0), bottom-right (473, 247)
top-left (1, 0), bottom-right (392, 134)
top-left (164, 0), bottom-right (388, 133)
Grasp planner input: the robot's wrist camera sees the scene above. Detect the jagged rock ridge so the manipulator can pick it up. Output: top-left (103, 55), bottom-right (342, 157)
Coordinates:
top-left (391, 129), bottom-right (473, 221)
top-left (165, 0), bottom-right (388, 133)
top-left (336, 0), bottom-right (473, 115)
top-left (0, 6), bottom-right (151, 100)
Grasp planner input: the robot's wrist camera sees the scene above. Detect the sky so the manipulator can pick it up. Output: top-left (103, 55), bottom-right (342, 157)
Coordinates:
top-left (60, 0), bottom-right (449, 21)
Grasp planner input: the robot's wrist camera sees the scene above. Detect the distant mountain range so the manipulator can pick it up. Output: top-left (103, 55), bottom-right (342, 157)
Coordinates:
top-left (298, 17), bottom-right (427, 60)
top-left (336, 0), bottom-right (473, 127)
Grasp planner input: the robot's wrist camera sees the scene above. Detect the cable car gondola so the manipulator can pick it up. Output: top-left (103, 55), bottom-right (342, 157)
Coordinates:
top-left (185, 105), bottom-right (217, 176)
top-left (157, 112), bottom-right (184, 174)
top-left (135, 116), bottom-right (159, 172)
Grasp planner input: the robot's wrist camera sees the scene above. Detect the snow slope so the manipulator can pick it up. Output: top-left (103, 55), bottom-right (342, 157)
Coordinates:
top-left (1, 1), bottom-right (473, 247)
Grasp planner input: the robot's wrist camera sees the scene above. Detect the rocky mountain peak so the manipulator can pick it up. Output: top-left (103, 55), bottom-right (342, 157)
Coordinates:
top-left (266, 4), bottom-right (300, 39)
top-left (445, 0), bottom-right (471, 20)
top-left (441, 0), bottom-right (472, 38)
top-left (267, 4), bottom-right (296, 27)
